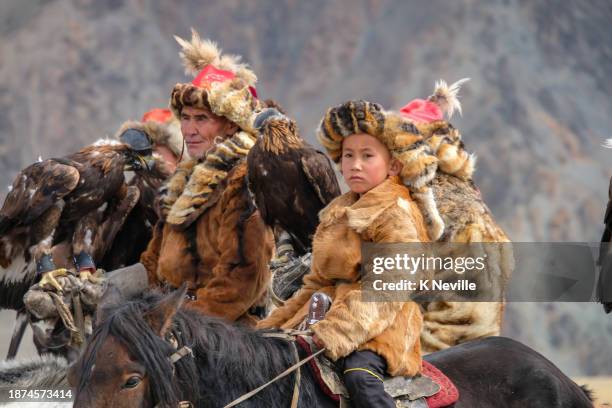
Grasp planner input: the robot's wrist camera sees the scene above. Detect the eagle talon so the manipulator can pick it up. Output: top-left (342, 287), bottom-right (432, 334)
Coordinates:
top-left (78, 269), bottom-right (103, 284)
top-left (39, 268), bottom-right (68, 292)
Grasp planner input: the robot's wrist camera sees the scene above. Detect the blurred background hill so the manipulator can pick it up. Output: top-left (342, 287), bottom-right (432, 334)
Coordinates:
top-left (1, 0), bottom-right (611, 379)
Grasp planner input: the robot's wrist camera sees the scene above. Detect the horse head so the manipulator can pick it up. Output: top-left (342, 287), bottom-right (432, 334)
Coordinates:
top-left (68, 285), bottom-right (192, 408)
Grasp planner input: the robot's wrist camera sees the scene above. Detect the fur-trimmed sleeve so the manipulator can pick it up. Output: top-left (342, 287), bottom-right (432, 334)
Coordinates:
top-left (312, 198), bottom-right (428, 360)
top-left (257, 268), bottom-right (334, 329)
top-left (186, 178), bottom-right (274, 321)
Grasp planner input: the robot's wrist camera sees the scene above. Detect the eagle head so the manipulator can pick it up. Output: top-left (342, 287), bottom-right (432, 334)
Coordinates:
top-left (119, 128), bottom-right (155, 172)
top-left (254, 108), bottom-right (286, 133)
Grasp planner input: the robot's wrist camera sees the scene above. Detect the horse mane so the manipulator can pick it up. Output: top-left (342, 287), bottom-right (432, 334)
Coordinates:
top-left (76, 291), bottom-right (185, 405)
top-left (0, 354), bottom-right (68, 388)
top-left (76, 290), bottom-right (315, 407)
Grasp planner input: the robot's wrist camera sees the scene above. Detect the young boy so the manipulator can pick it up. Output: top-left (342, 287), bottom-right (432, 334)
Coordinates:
top-left (258, 100), bottom-right (430, 407)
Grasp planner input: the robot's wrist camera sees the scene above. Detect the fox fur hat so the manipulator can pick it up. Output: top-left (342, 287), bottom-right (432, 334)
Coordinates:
top-left (317, 79), bottom-right (475, 185)
top-left (317, 79), bottom-right (475, 240)
top-left (169, 29), bottom-right (261, 134)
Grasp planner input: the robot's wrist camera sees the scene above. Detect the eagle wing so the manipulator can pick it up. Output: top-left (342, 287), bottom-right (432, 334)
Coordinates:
top-left (0, 160), bottom-right (80, 231)
top-left (299, 149), bottom-right (341, 206)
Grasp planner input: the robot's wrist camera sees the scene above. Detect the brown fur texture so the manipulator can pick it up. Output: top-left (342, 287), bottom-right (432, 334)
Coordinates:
top-left (140, 161), bottom-right (274, 324)
top-left (416, 120), bottom-right (476, 181)
top-left (258, 177), bottom-right (428, 377)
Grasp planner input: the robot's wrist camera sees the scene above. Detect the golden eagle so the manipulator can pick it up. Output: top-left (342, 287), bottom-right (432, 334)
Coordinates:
top-left (101, 110), bottom-right (186, 270)
top-left (0, 134), bottom-right (153, 312)
top-left (247, 108), bottom-right (341, 255)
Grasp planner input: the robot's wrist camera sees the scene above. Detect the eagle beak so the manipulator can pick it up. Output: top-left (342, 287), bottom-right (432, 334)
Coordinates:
top-left (124, 154), bottom-right (151, 172)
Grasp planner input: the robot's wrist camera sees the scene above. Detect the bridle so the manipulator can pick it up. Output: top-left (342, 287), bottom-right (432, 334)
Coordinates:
top-left (155, 329), bottom-right (324, 408)
top-left (152, 330), bottom-right (194, 408)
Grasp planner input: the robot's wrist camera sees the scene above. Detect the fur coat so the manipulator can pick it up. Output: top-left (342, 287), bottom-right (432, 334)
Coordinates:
top-left (140, 160), bottom-right (274, 325)
top-left (258, 177), bottom-right (429, 377)
top-left (419, 173), bottom-right (514, 353)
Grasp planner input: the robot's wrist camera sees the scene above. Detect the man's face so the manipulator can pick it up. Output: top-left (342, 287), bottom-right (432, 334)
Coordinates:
top-left (180, 106), bottom-right (234, 159)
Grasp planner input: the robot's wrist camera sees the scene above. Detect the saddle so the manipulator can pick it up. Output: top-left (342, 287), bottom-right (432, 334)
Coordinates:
top-left (296, 336), bottom-right (458, 407)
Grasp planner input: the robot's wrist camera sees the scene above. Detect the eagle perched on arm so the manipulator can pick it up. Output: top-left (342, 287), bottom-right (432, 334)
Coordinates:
top-left (247, 107), bottom-right (341, 255)
top-left (0, 134), bottom-right (154, 311)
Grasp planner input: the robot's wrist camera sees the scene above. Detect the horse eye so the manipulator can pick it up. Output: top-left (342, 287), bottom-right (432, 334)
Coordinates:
top-left (123, 376), bottom-right (142, 389)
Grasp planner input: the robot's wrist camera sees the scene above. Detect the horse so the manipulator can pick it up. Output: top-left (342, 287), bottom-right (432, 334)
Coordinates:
top-left (68, 287), bottom-right (595, 408)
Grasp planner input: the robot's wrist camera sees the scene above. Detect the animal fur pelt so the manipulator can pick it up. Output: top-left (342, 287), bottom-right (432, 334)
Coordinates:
top-left (170, 29), bottom-right (262, 134)
top-left (0, 355), bottom-right (68, 388)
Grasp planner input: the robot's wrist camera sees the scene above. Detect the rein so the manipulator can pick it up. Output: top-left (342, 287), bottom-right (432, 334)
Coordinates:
top-left (156, 329), bottom-right (324, 408)
top-left (222, 330), bottom-right (325, 408)
top-left (153, 330), bottom-right (194, 408)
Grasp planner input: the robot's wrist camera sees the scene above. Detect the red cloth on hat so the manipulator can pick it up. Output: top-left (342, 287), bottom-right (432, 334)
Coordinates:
top-left (141, 108), bottom-right (173, 124)
top-left (399, 99), bottom-right (443, 123)
top-left (192, 65), bottom-right (236, 87)
top-left (192, 64), bottom-right (258, 98)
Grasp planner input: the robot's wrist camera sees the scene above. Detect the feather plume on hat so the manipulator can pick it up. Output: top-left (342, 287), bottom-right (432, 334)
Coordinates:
top-left (174, 28), bottom-right (257, 86)
top-left (428, 78), bottom-right (470, 119)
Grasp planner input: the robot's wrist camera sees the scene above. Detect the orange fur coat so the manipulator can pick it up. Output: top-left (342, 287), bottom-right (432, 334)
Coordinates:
top-left (258, 177), bottom-right (429, 376)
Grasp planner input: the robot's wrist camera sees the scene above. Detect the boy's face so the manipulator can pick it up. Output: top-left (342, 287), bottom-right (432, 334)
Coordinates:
top-left (179, 106), bottom-right (236, 159)
top-left (341, 133), bottom-right (400, 194)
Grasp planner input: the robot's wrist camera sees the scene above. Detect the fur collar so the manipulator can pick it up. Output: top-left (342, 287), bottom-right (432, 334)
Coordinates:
top-left (161, 131), bottom-right (256, 228)
top-left (319, 176), bottom-right (410, 233)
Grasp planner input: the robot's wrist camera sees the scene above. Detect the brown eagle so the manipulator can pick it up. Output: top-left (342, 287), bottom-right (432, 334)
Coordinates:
top-left (247, 108), bottom-right (341, 255)
top-left (100, 110), bottom-right (186, 270)
top-left (0, 134), bottom-right (153, 312)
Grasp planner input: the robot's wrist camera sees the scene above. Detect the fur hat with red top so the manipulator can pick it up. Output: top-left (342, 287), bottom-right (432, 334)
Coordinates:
top-left (114, 108), bottom-right (187, 160)
top-left (317, 78), bottom-right (474, 240)
top-left (169, 29), bottom-right (261, 135)
top-left (162, 30), bottom-right (265, 227)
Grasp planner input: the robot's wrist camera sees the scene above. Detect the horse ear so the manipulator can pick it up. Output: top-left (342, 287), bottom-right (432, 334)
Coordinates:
top-left (95, 284), bottom-right (124, 326)
top-left (144, 284), bottom-right (187, 337)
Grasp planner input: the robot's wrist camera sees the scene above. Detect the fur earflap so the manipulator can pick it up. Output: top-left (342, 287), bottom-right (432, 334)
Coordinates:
top-left (174, 28), bottom-right (257, 86)
top-left (604, 138), bottom-right (612, 148)
top-left (428, 78), bottom-right (470, 119)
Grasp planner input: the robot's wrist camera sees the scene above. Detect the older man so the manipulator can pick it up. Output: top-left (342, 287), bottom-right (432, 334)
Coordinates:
top-left (137, 31), bottom-right (274, 324)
